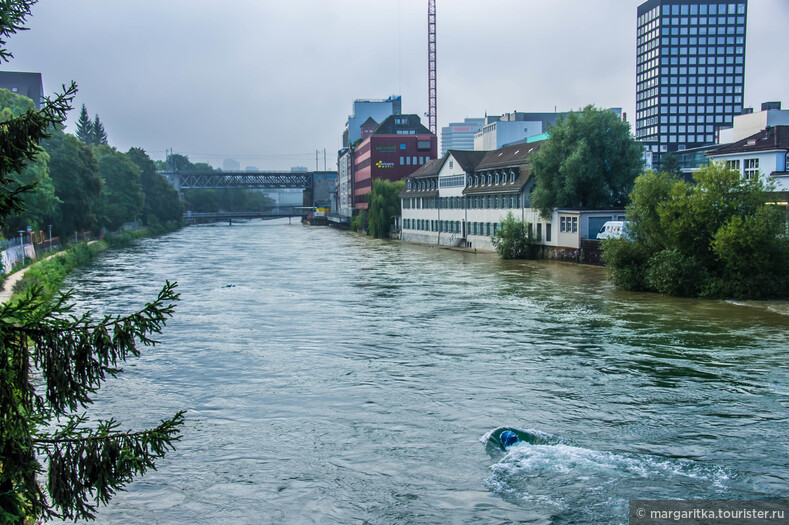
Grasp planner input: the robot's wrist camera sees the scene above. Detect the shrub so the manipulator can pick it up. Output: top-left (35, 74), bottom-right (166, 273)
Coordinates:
top-left (492, 212), bottom-right (537, 259)
top-left (644, 249), bottom-right (708, 297)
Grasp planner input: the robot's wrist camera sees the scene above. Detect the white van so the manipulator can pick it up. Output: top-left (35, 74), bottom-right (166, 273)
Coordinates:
top-left (596, 221), bottom-right (628, 240)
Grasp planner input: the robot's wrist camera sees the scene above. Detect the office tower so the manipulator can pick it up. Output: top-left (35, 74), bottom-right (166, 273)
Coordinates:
top-left (636, 0), bottom-right (747, 163)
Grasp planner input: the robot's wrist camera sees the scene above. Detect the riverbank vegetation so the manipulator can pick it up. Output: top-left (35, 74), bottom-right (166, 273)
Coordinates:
top-left (367, 179), bottom-right (404, 238)
top-left (350, 179), bottom-right (403, 238)
top-left (602, 163), bottom-right (789, 299)
top-left (492, 213), bottom-right (538, 259)
top-left (0, 4), bottom-right (184, 522)
top-left (12, 223), bottom-right (179, 300)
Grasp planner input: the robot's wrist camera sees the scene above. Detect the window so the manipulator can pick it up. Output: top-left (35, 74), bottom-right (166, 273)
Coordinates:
top-left (560, 217), bottom-right (567, 233)
top-left (572, 217), bottom-right (578, 233)
top-left (744, 158), bottom-right (759, 180)
top-left (546, 223), bottom-right (552, 242)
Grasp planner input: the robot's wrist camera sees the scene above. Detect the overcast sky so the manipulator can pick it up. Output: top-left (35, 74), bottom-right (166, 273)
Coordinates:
top-left (6, 0), bottom-right (789, 170)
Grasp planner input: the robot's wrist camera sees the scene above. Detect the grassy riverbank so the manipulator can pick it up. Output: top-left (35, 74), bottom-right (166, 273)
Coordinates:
top-left (8, 224), bottom-right (179, 301)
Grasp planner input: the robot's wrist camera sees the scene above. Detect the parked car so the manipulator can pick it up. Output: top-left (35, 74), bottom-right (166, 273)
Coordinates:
top-left (596, 220), bottom-right (630, 240)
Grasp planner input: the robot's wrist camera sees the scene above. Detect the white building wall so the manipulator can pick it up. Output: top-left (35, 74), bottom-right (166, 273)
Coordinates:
top-left (338, 151), bottom-right (354, 217)
top-left (473, 121), bottom-right (545, 151)
top-left (709, 152), bottom-right (788, 190)
top-left (719, 110), bottom-right (789, 144)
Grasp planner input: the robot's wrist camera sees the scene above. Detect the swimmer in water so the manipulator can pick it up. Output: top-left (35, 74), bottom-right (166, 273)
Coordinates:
top-left (499, 430), bottom-right (519, 448)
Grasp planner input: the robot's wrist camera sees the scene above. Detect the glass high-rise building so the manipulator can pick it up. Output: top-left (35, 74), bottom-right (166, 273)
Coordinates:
top-left (636, 0), bottom-right (747, 163)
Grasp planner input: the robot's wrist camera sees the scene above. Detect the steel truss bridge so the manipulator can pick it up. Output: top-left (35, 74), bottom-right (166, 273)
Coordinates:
top-left (162, 171), bottom-right (315, 191)
top-left (183, 207), bottom-right (308, 222)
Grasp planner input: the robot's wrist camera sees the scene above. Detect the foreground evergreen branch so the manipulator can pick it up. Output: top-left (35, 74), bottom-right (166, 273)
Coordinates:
top-left (0, 283), bottom-right (183, 522)
top-left (0, 3), bottom-right (186, 521)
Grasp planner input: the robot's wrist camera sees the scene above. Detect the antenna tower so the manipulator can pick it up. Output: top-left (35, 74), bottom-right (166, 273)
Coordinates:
top-left (428, 0), bottom-right (437, 134)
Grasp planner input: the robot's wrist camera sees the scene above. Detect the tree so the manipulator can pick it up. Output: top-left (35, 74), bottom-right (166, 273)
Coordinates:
top-left (601, 163), bottom-right (789, 299)
top-left (42, 129), bottom-right (103, 237)
top-left (126, 147), bottom-right (182, 226)
top-left (91, 114), bottom-right (108, 145)
top-left (0, 3), bottom-right (184, 522)
top-left (658, 152), bottom-right (682, 177)
top-left (0, 89), bottom-right (60, 235)
top-left (530, 105), bottom-right (644, 217)
top-left (492, 212), bottom-right (537, 259)
top-left (75, 104), bottom-right (92, 144)
top-left (367, 179), bottom-right (403, 238)
top-left (94, 145), bottom-right (145, 230)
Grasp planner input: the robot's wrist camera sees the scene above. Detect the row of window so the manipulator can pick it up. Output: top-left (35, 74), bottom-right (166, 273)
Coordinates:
top-left (727, 158), bottom-right (760, 180)
top-left (560, 217), bottom-right (578, 234)
top-left (637, 96), bottom-right (743, 121)
top-left (407, 178), bottom-right (436, 192)
top-left (403, 220), bottom-right (555, 242)
top-left (402, 194), bottom-right (523, 210)
top-left (440, 175), bottom-right (465, 188)
top-left (638, 23), bottom-right (744, 53)
top-left (637, 110), bottom-right (741, 135)
top-left (469, 171), bottom-right (518, 186)
top-left (661, 15), bottom-right (745, 27)
top-left (399, 156), bottom-right (431, 166)
top-left (661, 4), bottom-right (746, 17)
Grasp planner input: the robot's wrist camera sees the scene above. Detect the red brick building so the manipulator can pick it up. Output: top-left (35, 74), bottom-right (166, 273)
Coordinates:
top-left (353, 114), bottom-right (437, 209)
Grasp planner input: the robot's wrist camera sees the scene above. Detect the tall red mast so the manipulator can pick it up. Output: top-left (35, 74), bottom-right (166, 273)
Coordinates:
top-left (428, 0), bottom-right (437, 135)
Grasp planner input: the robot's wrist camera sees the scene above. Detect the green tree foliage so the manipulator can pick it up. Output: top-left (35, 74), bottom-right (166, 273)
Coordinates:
top-left (91, 113), bottom-right (108, 145)
top-left (0, 89), bottom-right (60, 235)
top-left (530, 105), bottom-right (644, 217)
top-left (126, 147), bottom-right (182, 226)
top-left (658, 152), bottom-right (682, 177)
top-left (0, 3), bottom-right (185, 522)
top-left (75, 104), bottom-right (92, 144)
top-left (94, 145), bottom-right (145, 230)
top-left (492, 212), bottom-right (537, 259)
top-left (367, 179), bottom-right (404, 239)
top-left (602, 163), bottom-right (789, 299)
top-left (42, 130), bottom-right (103, 237)
top-left (350, 209), bottom-right (368, 233)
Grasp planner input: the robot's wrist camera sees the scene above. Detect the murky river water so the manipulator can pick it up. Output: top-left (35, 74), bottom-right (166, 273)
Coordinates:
top-left (65, 220), bottom-right (788, 524)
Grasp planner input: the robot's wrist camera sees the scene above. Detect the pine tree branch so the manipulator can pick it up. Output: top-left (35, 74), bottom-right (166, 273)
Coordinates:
top-left (0, 0), bottom-right (37, 64)
top-left (33, 411), bottom-right (185, 521)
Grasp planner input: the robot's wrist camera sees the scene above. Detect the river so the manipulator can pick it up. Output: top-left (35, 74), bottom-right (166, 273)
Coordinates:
top-left (64, 220), bottom-right (788, 524)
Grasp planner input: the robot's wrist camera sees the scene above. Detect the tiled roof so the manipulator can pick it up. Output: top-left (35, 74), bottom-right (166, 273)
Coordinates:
top-left (709, 126), bottom-right (789, 156)
top-left (374, 114), bottom-right (432, 135)
top-left (408, 158), bottom-right (443, 178)
top-left (463, 165), bottom-right (533, 195)
top-left (476, 141), bottom-right (545, 170)
top-left (446, 150), bottom-right (486, 171)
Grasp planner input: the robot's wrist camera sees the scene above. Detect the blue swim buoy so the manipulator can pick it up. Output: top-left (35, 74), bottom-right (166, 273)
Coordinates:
top-left (500, 430), bottom-right (519, 447)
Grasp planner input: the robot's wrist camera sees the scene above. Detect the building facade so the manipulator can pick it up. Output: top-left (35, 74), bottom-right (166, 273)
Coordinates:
top-left (0, 71), bottom-right (44, 109)
top-left (707, 125), bottom-right (789, 192)
top-left (337, 148), bottom-right (354, 217)
top-left (342, 96), bottom-right (402, 148)
top-left (352, 114), bottom-right (437, 210)
top-left (473, 112), bottom-right (568, 151)
top-left (400, 144), bottom-right (625, 252)
top-left (441, 118), bottom-right (484, 156)
top-left (636, 0), bottom-right (748, 163)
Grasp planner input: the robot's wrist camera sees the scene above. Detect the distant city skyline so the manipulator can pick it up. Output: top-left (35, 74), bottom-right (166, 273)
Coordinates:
top-left (6, 0), bottom-right (789, 169)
